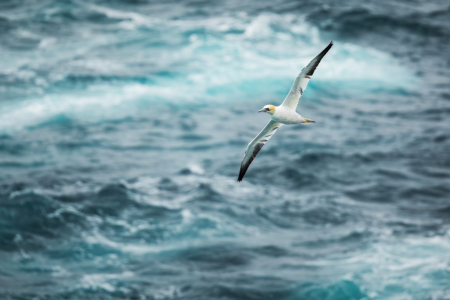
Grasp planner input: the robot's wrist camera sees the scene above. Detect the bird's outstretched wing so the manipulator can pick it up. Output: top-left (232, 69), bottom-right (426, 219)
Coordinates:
top-left (281, 41), bottom-right (333, 110)
top-left (238, 120), bottom-right (282, 182)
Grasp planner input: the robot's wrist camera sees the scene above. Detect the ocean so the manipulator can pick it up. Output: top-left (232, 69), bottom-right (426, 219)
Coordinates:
top-left (0, 0), bottom-right (450, 299)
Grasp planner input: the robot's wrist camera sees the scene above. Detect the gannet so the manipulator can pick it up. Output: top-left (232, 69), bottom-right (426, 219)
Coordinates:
top-left (238, 41), bottom-right (333, 182)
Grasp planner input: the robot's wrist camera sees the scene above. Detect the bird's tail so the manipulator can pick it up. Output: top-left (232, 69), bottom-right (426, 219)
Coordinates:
top-left (301, 118), bottom-right (315, 124)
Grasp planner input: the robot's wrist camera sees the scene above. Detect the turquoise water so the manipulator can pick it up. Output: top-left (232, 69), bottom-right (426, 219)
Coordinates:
top-left (0, 0), bottom-right (450, 299)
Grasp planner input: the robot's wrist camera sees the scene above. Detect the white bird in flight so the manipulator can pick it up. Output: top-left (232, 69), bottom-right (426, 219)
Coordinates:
top-left (238, 41), bottom-right (333, 182)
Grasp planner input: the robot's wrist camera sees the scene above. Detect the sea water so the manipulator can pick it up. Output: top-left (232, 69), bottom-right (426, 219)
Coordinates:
top-left (0, 0), bottom-right (449, 299)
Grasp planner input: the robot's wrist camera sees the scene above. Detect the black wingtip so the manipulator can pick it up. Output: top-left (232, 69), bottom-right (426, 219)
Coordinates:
top-left (305, 41), bottom-right (334, 76)
top-left (237, 168), bottom-right (245, 182)
top-left (321, 41), bottom-right (334, 54)
top-left (237, 162), bottom-right (249, 182)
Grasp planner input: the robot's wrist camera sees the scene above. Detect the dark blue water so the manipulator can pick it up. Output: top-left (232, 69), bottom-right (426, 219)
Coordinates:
top-left (1, 0), bottom-right (450, 299)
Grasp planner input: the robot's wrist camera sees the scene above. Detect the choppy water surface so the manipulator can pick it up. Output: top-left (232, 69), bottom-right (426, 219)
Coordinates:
top-left (1, 0), bottom-right (450, 299)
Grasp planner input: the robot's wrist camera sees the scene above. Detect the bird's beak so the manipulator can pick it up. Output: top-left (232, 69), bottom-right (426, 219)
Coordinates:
top-left (258, 108), bottom-right (269, 113)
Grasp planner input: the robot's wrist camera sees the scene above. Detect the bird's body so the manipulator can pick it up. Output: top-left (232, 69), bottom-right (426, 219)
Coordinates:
top-left (238, 41), bottom-right (333, 182)
top-left (270, 105), bottom-right (306, 124)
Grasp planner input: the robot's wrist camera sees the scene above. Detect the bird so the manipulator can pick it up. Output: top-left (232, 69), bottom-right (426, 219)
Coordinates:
top-left (237, 41), bottom-right (333, 182)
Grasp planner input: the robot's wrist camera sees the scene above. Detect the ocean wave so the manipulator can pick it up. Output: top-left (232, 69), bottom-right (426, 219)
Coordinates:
top-left (0, 5), bottom-right (417, 132)
top-left (1, 0), bottom-right (449, 299)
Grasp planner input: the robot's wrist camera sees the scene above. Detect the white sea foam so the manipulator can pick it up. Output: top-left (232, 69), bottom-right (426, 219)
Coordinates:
top-left (0, 12), bottom-right (417, 133)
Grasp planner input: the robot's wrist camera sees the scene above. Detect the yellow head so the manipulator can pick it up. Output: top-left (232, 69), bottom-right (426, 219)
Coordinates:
top-left (258, 105), bottom-right (275, 114)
